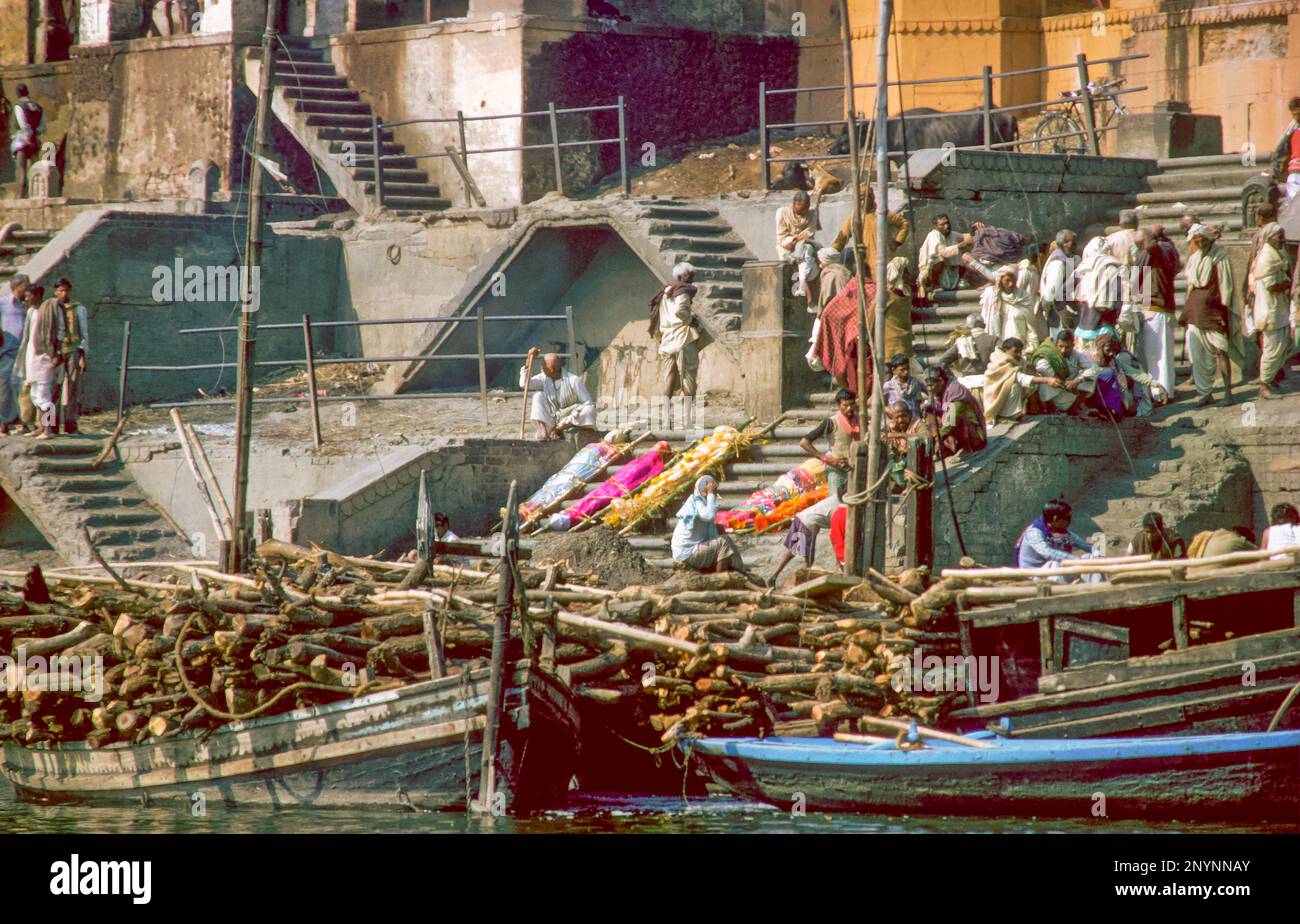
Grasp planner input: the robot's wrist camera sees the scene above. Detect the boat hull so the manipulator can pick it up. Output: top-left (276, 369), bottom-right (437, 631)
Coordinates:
top-left (2, 663), bottom-right (580, 812)
top-left (684, 732), bottom-right (1300, 821)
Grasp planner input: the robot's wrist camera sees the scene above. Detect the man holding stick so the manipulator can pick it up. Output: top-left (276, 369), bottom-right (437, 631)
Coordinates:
top-left (520, 347), bottom-right (596, 442)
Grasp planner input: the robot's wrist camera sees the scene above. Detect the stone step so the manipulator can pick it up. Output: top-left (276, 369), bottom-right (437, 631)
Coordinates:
top-left (83, 511), bottom-right (167, 528)
top-left (294, 100), bottom-right (373, 117)
top-left (32, 457), bottom-right (113, 475)
top-left (273, 61), bottom-right (336, 76)
top-left (376, 195), bottom-right (454, 211)
top-left (60, 493), bottom-right (148, 510)
top-left (283, 87), bottom-right (360, 103)
top-left (639, 204), bottom-right (720, 221)
top-left (363, 181), bottom-right (443, 199)
top-left (317, 126), bottom-right (396, 143)
top-left (697, 284), bottom-right (742, 301)
top-left (1146, 167), bottom-right (1264, 191)
top-left (655, 236), bottom-right (747, 254)
top-left (1155, 153), bottom-right (1259, 170)
top-left (34, 476), bottom-right (133, 493)
top-left (305, 113), bottom-right (376, 129)
top-left (686, 267), bottom-right (744, 283)
top-left (26, 438), bottom-right (103, 456)
top-left (646, 220), bottom-right (734, 237)
top-left (663, 252), bottom-right (747, 269)
top-left (275, 74), bottom-right (350, 90)
top-left (86, 527), bottom-right (170, 547)
top-left (1134, 201), bottom-right (1239, 220)
top-left (329, 141), bottom-right (408, 161)
top-left (350, 167), bottom-right (429, 185)
top-left (726, 461), bottom-right (809, 477)
top-left (1135, 186), bottom-right (1242, 205)
top-left (7, 229), bottom-right (54, 242)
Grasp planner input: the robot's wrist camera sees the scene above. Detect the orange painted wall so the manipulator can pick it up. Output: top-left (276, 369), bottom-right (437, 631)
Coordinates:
top-left (837, 0), bottom-right (1300, 156)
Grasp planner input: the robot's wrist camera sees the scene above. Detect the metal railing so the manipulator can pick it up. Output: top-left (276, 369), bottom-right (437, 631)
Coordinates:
top-left (115, 306), bottom-right (579, 444)
top-left (373, 98), bottom-right (631, 207)
top-left (758, 52), bottom-right (1149, 189)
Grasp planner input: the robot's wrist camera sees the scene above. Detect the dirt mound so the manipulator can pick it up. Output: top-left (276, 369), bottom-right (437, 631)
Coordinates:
top-left (532, 525), bottom-right (665, 590)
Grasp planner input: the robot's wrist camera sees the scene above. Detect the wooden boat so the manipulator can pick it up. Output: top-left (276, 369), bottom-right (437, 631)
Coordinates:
top-left (682, 729), bottom-right (1300, 820)
top-left (947, 561), bottom-right (1300, 738)
top-left (1, 660), bottom-right (580, 811)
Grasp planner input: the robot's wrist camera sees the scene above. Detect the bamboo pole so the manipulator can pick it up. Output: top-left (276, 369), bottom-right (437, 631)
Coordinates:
top-left (856, 715), bottom-right (995, 748)
top-left (185, 422), bottom-right (234, 533)
top-left (171, 409), bottom-right (229, 543)
top-left (942, 546), bottom-right (1300, 581)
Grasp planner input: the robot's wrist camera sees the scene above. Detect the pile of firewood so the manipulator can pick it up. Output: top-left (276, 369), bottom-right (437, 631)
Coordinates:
top-left (0, 539), bottom-right (969, 751)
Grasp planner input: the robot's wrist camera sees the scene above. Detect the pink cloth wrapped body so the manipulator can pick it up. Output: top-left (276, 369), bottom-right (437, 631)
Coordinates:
top-left (548, 448), bottom-right (667, 530)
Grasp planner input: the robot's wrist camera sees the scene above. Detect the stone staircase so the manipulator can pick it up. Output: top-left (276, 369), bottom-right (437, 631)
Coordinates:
top-left (1132, 153), bottom-right (1261, 239)
top-left (635, 199), bottom-right (751, 332)
top-left (0, 434), bottom-right (190, 565)
top-left (252, 36), bottom-right (452, 214)
top-left (0, 226), bottom-right (57, 284)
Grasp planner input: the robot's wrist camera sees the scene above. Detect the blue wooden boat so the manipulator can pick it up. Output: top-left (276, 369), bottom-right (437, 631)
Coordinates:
top-left (682, 729), bottom-right (1300, 820)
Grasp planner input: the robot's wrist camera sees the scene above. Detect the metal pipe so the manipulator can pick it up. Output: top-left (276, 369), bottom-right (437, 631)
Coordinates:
top-left (759, 80), bottom-right (770, 191)
top-left (177, 313), bottom-right (572, 335)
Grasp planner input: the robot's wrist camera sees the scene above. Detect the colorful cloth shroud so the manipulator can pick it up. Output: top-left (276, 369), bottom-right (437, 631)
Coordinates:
top-left (752, 484), bottom-right (830, 533)
top-left (604, 425), bottom-right (755, 529)
top-left (548, 444), bottom-right (668, 531)
top-left (518, 439), bottom-right (622, 522)
top-left (716, 458), bottom-right (828, 531)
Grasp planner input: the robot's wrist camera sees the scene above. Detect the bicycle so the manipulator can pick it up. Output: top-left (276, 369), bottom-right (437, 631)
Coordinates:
top-left (1029, 76), bottom-right (1129, 155)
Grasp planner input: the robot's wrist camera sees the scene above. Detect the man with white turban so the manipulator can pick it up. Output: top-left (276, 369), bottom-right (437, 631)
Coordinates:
top-left (980, 264), bottom-right (1040, 350)
top-left (1180, 223), bottom-right (1246, 405)
top-left (1247, 222), bottom-right (1292, 399)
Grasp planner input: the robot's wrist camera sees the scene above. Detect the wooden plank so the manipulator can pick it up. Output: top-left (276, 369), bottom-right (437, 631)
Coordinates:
top-left (958, 646), bottom-right (1300, 719)
top-left (1039, 618), bottom-right (1054, 675)
top-left (1053, 617), bottom-right (1130, 672)
top-left (787, 573), bottom-right (862, 599)
top-left (1171, 595), bottom-right (1189, 650)
top-left (960, 569), bottom-right (1300, 628)
top-left (1055, 616), bottom-right (1130, 644)
top-left (1005, 679), bottom-right (1299, 739)
top-left (1037, 626), bottom-right (1300, 693)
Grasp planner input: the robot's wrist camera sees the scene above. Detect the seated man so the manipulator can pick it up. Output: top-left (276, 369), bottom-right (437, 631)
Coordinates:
top-left (1188, 526), bottom-right (1257, 558)
top-left (922, 366), bottom-right (987, 459)
top-left (934, 312), bottom-right (997, 381)
top-left (982, 337), bottom-right (1061, 423)
top-left (1029, 328), bottom-right (1097, 415)
top-left (776, 190), bottom-right (821, 304)
top-left (917, 213), bottom-right (968, 294)
top-left (1015, 498), bottom-right (1101, 578)
top-left (671, 476), bottom-right (747, 575)
top-left (1125, 512), bottom-right (1186, 560)
top-left (520, 347), bottom-right (596, 442)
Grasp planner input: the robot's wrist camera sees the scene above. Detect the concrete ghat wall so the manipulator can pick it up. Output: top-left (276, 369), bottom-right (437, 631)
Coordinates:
top-left (284, 438), bottom-right (576, 555)
top-left (932, 417), bottom-right (1141, 570)
top-left (5, 211), bottom-right (343, 411)
top-left (1225, 419), bottom-right (1300, 537)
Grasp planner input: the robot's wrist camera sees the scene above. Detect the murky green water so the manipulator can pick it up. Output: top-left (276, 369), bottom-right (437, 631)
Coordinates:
top-left (3, 788), bottom-right (1291, 834)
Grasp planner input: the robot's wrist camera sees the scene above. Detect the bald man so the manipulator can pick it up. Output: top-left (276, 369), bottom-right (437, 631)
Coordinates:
top-left (521, 347), bottom-right (596, 441)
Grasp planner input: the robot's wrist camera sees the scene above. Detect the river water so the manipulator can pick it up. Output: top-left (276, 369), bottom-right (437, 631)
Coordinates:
top-left (2, 788), bottom-right (1289, 834)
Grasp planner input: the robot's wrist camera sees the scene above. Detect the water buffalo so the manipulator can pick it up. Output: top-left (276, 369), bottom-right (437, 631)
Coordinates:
top-left (831, 107), bottom-right (1019, 157)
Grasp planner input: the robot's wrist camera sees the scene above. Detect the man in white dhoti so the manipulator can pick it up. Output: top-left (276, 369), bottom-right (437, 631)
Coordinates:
top-left (652, 261), bottom-right (701, 430)
top-left (1248, 223), bottom-right (1293, 399)
top-left (775, 190), bottom-right (821, 305)
top-left (1031, 329), bottom-right (1099, 413)
top-left (14, 286), bottom-right (63, 441)
top-left (1135, 226), bottom-right (1180, 396)
top-left (520, 348), bottom-right (596, 441)
top-left (1040, 229), bottom-right (1080, 335)
top-left (1181, 224), bottom-right (1246, 406)
top-left (917, 214), bottom-right (967, 295)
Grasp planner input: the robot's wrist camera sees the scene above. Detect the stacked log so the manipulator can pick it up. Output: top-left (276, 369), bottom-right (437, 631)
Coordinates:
top-left (0, 546), bottom-right (969, 753)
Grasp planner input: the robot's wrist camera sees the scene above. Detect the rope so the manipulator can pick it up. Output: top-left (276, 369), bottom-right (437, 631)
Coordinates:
top-left (1267, 677), bottom-right (1300, 732)
top-left (173, 612), bottom-right (352, 722)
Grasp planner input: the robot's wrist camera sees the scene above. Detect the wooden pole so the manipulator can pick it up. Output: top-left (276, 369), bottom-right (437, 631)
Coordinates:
top-left (228, 0), bottom-right (278, 573)
top-left (301, 314), bottom-right (322, 450)
top-left (457, 110), bottom-right (470, 205)
top-left (1075, 53), bottom-right (1101, 156)
top-left (519, 352), bottom-right (534, 439)
top-left (474, 479), bottom-right (518, 815)
top-left (415, 468), bottom-right (433, 562)
top-left (981, 65), bottom-right (994, 151)
top-left (370, 114), bottom-right (385, 206)
top-left (837, 0), bottom-right (872, 577)
top-left (171, 409), bottom-right (228, 543)
top-left (184, 422), bottom-right (234, 533)
top-left (548, 102), bottom-right (564, 197)
top-left (115, 320), bottom-right (131, 424)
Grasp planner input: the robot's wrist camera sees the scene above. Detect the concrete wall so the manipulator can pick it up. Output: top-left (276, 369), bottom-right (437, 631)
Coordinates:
top-left (932, 417), bottom-right (1145, 570)
top-left (1228, 420), bottom-right (1300, 540)
top-left (326, 19), bottom-right (528, 208)
top-left (6, 210), bottom-right (344, 411)
top-left (284, 437), bottom-right (576, 555)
